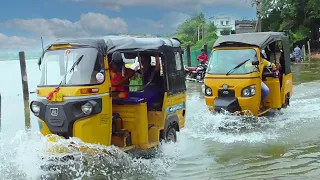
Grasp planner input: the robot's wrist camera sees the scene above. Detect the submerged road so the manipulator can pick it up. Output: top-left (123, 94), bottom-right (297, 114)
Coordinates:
top-left (0, 60), bottom-right (320, 180)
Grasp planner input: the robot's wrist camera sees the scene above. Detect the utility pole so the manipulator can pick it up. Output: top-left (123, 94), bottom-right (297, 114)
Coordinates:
top-left (198, 25), bottom-right (200, 41)
top-left (202, 23), bottom-right (205, 45)
top-left (255, 0), bottom-right (262, 32)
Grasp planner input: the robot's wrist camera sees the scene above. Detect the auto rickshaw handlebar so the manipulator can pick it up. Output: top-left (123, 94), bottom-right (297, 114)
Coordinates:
top-left (262, 67), bottom-right (279, 79)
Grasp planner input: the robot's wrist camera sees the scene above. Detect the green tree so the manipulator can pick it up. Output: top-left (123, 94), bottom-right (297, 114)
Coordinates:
top-left (259, 0), bottom-right (320, 44)
top-left (176, 13), bottom-right (218, 49)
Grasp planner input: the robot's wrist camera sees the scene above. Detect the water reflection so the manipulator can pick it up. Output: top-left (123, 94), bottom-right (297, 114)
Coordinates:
top-left (292, 60), bottom-right (320, 84)
top-left (24, 100), bottom-right (31, 129)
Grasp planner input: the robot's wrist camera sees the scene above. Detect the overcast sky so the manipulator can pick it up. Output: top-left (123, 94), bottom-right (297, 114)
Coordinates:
top-left (0, 0), bottom-right (256, 51)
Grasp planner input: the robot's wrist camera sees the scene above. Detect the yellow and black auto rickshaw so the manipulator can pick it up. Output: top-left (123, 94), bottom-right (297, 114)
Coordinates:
top-left (203, 32), bottom-right (293, 116)
top-left (30, 36), bottom-right (187, 154)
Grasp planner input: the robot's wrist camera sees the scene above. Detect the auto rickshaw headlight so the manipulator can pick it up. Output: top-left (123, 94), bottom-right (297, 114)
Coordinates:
top-left (81, 102), bottom-right (93, 115)
top-left (30, 101), bottom-right (40, 114)
top-left (201, 84), bottom-right (205, 94)
top-left (205, 86), bottom-right (213, 96)
top-left (241, 85), bottom-right (256, 97)
top-left (250, 87), bottom-right (256, 96)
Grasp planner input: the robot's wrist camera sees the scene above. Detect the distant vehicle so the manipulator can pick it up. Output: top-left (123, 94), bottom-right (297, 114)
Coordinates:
top-left (184, 62), bottom-right (207, 82)
top-left (203, 32), bottom-right (293, 116)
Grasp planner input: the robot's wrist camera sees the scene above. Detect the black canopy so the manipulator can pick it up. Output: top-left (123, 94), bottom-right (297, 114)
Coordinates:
top-left (213, 32), bottom-right (287, 49)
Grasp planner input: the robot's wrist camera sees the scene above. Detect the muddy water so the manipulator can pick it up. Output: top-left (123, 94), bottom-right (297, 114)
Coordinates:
top-left (0, 60), bottom-right (320, 180)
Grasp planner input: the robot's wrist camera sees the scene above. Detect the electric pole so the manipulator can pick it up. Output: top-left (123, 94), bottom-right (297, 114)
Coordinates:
top-left (254, 0), bottom-right (262, 32)
top-left (202, 23), bottom-right (205, 45)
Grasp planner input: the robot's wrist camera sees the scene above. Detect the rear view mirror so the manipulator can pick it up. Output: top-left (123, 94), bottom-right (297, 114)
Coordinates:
top-left (37, 57), bottom-right (42, 70)
top-left (252, 61), bottom-right (259, 66)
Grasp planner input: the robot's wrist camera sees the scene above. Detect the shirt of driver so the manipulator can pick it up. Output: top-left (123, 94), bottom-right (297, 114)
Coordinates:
top-left (262, 59), bottom-right (276, 69)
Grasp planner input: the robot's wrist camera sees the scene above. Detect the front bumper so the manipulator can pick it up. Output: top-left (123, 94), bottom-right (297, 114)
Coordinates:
top-left (214, 97), bottom-right (242, 113)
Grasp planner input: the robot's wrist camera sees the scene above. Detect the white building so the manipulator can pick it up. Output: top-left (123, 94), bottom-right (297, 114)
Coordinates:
top-left (210, 15), bottom-right (235, 36)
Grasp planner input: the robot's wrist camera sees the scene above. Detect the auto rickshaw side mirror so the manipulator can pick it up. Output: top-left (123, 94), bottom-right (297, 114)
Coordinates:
top-left (252, 61), bottom-right (259, 66)
top-left (37, 57), bottom-right (42, 70)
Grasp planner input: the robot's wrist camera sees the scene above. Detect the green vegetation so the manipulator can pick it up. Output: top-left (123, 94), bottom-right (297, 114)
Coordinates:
top-left (260, 0), bottom-right (320, 44)
top-left (175, 13), bottom-right (218, 50)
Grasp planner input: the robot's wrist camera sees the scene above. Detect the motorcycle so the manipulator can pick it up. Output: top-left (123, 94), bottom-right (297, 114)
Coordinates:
top-left (184, 61), bottom-right (208, 82)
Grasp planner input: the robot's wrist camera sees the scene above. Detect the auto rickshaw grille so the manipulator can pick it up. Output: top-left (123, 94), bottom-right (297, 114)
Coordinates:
top-left (218, 89), bottom-right (235, 97)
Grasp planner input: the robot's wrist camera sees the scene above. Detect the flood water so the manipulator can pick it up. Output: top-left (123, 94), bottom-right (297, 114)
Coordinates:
top-left (1, 59), bottom-right (320, 180)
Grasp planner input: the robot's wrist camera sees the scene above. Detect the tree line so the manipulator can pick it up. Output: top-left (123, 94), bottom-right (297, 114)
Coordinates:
top-left (174, 0), bottom-right (320, 50)
top-left (261, 0), bottom-right (320, 44)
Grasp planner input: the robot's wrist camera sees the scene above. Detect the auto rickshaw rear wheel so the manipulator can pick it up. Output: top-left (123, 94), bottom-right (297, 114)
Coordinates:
top-left (165, 126), bottom-right (177, 142)
top-left (164, 124), bottom-right (177, 142)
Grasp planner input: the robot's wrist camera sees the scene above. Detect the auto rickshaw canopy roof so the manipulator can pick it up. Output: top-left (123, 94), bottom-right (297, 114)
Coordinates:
top-left (49, 36), bottom-right (182, 54)
top-left (44, 36), bottom-right (186, 95)
top-left (212, 32), bottom-right (288, 49)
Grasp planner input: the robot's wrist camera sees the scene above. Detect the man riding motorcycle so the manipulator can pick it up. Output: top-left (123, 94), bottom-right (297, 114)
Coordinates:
top-left (197, 49), bottom-right (208, 65)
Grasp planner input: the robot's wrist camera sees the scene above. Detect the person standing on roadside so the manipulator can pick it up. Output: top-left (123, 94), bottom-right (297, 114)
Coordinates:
top-left (294, 45), bottom-right (301, 63)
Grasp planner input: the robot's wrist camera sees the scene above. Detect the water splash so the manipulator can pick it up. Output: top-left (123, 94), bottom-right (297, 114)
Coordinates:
top-left (0, 130), bottom-right (183, 180)
top-left (184, 82), bottom-right (320, 144)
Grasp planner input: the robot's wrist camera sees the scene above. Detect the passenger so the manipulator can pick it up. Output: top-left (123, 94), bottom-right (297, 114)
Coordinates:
top-left (294, 45), bottom-right (301, 63)
top-left (260, 52), bottom-right (277, 107)
top-left (110, 52), bottom-right (129, 99)
top-left (141, 54), bottom-right (161, 80)
top-left (197, 49), bottom-right (208, 65)
top-left (130, 54), bottom-right (162, 107)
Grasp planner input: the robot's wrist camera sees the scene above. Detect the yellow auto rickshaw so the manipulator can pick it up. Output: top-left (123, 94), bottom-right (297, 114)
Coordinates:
top-left (30, 36), bottom-right (187, 154)
top-left (204, 32), bottom-right (293, 116)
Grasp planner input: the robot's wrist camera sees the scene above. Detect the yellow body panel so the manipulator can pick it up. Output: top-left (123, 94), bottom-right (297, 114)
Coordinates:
top-left (73, 95), bottom-right (112, 146)
top-left (204, 75), bottom-right (261, 115)
top-left (163, 92), bottom-right (187, 129)
top-left (38, 119), bottom-right (53, 136)
top-left (263, 77), bottom-right (281, 109)
top-left (281, 73), bottom-right (293, 104)
top-left (112, 103), bottom-right (157, 149)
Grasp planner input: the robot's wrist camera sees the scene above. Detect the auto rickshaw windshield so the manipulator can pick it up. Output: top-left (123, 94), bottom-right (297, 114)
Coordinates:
top-left (39, 47), bottom-right (104, 86)
top-left (207, 48), bottom-right (259, 75)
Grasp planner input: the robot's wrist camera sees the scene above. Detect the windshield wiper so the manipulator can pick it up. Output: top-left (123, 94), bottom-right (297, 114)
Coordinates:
top-left (46, 55), bottom-right (84, 100)
top-left (226, 59), bottom-right (250, 76)
top-left (60, 55), bottom-right (84, 85)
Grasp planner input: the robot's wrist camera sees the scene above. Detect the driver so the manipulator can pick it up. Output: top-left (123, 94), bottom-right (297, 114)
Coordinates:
top-left (244, 51), bottom-right (276, 107)
top-left (110, 52), bottom-right (129, 99)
